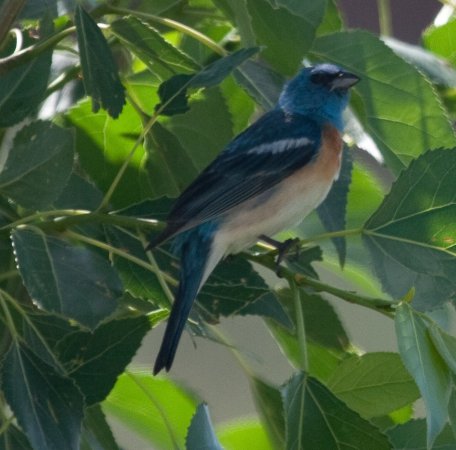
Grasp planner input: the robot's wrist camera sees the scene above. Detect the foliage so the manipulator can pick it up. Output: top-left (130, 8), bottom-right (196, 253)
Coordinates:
top-left (0, 1), bottom-right (456, 449)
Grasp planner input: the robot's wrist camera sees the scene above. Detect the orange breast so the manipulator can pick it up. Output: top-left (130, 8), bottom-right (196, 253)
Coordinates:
top-left (315, 123), bottom-right (344, 182)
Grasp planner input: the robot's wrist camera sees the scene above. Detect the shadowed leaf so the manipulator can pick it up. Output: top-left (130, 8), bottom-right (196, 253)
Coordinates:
top-left (75, 6), bottom-right (125, 118)
top-left (395, 303), bottom-right (451, 448)
top-left (12, 228), bottom-right (121, 329)
top-left (317, 148), bottom-right (353, 267)
top-left (281, 372), bottom-right (391, 449)
top-left (186, 403), bottom-right (223, 450)
top-left (0, 121), bottom-right (74, 209)
top-left (1, 342), bottom-right (84, 450)
top-left (156, 47), bottom-right (258, 115)
top-left (57, 317), bottom-right (150, 405)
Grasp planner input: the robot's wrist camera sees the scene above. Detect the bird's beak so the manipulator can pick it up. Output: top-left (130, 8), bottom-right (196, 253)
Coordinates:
top-left (330, 71), bottom-right (360, 90)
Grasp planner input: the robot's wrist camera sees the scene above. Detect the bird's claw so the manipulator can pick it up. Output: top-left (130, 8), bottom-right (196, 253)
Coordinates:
top-left (259, 235), bottom-right (301, 274)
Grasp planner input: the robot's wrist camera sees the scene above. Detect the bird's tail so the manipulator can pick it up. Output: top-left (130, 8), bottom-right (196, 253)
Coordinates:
top-left (153, 223), bottom-right (221, 374)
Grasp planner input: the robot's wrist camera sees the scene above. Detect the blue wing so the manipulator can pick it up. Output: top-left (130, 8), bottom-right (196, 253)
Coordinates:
top-left (150, 109), bottom-right (321, 246)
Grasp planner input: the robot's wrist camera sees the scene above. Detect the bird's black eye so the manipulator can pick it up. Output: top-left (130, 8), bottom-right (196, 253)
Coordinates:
top-left (310, 72), bottom-right (336, 86)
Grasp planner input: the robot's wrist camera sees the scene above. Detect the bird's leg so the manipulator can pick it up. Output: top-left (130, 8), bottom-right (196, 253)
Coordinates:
top-left (259, 234), bottom-right (301, 267)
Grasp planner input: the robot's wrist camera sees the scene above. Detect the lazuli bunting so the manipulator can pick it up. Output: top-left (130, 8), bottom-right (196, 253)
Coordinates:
top-left (149, 63), bottom-right (360, 374)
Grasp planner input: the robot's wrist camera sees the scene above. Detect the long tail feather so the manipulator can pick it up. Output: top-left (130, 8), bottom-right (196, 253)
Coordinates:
top-left (153, 222), bottom-right (221, 374)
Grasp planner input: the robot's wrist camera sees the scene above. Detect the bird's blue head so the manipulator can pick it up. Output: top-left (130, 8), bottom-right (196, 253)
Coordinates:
top-left (278, 63), bottom-right (360, 130)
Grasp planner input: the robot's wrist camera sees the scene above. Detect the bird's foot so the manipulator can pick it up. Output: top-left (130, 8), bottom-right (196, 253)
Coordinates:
top-left (259, 235), bottom-right (301, 273)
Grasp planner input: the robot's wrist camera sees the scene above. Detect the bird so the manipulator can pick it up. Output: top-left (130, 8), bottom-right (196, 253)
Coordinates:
top-left (148, 63), bottom-right (360, 374)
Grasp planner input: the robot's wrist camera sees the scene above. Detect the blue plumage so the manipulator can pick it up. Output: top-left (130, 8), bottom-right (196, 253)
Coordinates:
top-left (149, 63), bottom-right (359, 374)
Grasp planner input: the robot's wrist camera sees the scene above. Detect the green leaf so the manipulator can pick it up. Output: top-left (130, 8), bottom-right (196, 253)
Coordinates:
top-left (217, 418), bottom-right (274, 450)
top-left (384, 37), bottom-right (456, 88)
top-left (449, 387), bottom-right (456, 441)
top-left (81, 404), bottom-right (120, 450)
top-left (265, 286), bottom-right (350, 381)
top-left (327, 352), bottom-right (420, 418)
top-left (198, 255), bottom-right (292, 328)
top-left (316, 0), bottom-right (343, 36)
top-left (346, 159), bottom-right (386, 229)
top-left (246, 0), bottom-right (326, 75)
top-left (66, 99), bottom-right (151, 208)
top-left (317, 148), bottom-right (353, 267)
top-left (186, 403), bottom-right (223, 450)
top-left (248, 376), bottom-right (285, 449)
top-left (428, 324), bottom-right (456, 374)
top-left (12, 228), bottom-right (121, 329)
top-left (103, 371), bottom-right (198, 449)
top-left (281, 372), bottom-right (391, 450)
top-left (166, 87), bottom-right (234, 170)
top-left (75, 6), bottom-right (125, 118)
top-left (53, 172), bottom-right (103, 210)
top-left (234, 60), bottom-right (284, 110)
top-left (0, 423), bottom-right (33, 450)
top-left (1, 341), bottom-right (84, 450)
top-left (106, 227), bottom-right (168, 305)
top-left (0, 18), bottom-right (53, 127)
top-left (212, 0), bottom-right (256, 46)
top-left (387, 419), bottom-right (456, 450)
top-left (363, 148), bottom-right (456, 310)
top-left (221, 76), bottom-right (256, 135)
top-left (423, 17), bottom-right (456, 64)
top-left (312, 31), bottom-right (456, 172)
top-left (57, 316), bottom-right (150, 405)
top-left (156, 47), bottom-right (259, 115)
top-left (271, 288), bottom-right (350, 353)
top-left (111, 16), bottom-right (199, 77)
top-left (20, 309), bottom-right (77, 370)
top-left (145, 121), bottom-right (199, 197)
top-left (0, 121), bottom-right (74, 209)
top-left (395, 303), bottom-right (451, 448)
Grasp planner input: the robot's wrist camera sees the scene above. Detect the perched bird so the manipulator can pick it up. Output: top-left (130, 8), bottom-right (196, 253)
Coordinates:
top-left (149, 63), bottom-right (359, 374)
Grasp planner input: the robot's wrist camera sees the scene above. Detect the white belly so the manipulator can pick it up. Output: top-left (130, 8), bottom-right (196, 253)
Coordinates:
top-left (200, 124), bottom-right (343, 285)
top-left (217, 174), bottom-right (335, 254)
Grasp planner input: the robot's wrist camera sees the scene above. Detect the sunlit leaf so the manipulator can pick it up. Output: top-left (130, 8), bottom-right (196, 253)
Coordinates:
top-left (312, 31), bottom-right (456, 172)
top-left (104, 371), bottom-right (198, 449)
top-left (385, 37), bottom-right (456, 88)
top-left (363, 148), bottom-right (456, 310)
top-left (327, 352), bottom-right (420, 418)
top-left (423, 17), bottom-right (456, 64)
top-left (217, 418), bottom-right (274, 450)
top-left (66, 99), bottom-right (151, 208)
